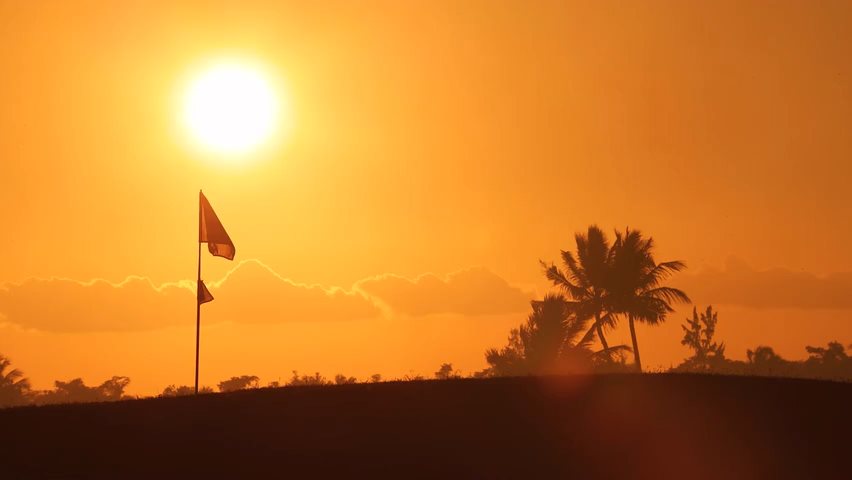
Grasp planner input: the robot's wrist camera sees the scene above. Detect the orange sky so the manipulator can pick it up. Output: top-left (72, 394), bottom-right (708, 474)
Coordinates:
top-left (1, 1), bottom-right (851, 394)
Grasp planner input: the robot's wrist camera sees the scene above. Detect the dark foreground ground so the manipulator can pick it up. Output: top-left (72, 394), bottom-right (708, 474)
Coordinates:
top-left (1, 374), bottom-right (850, 479)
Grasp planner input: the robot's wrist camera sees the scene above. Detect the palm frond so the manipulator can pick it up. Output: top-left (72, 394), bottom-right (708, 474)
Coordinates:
top-left (561, 249), bottom-right (587, 288)
top-left (589, 344), bottom-right (632, 361)
top-left (576, 312), bottom-right (617, 349)
top-left (630, 297), bottom-right (675, 324)
top-left (561, 314), bottom-right (590, 347)
top-left (641, 260), bottom-right (687, 287)
top-left (541, 261), bottom-right (586, 299)
top-left (598, 311), bottom-right (618, 329)
top-left (644, 286), bottom-right (691, 305)
top-left (595, 344), bottom-right (633, 355)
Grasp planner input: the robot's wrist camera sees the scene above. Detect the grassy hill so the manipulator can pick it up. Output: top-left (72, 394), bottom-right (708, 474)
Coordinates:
top-left (1, 374), bottom-right (849, 479)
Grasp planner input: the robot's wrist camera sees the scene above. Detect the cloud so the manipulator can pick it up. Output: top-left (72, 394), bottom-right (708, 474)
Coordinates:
top-left (0, 262), bottom-right (530, 332)
top-left (355, 267), bottom-right (532, 316)
top-left (206, 260), bottom-right (379, 324)
top-left (674, 257), bottom-right (852, 309)
top-left (0, 276), bottom-right (192, 332)
top-left (0, 261), bottom-right (379, 332)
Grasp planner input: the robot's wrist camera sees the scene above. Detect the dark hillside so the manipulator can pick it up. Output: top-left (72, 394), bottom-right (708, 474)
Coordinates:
top-left (1, 374), bottom-right (849, 479)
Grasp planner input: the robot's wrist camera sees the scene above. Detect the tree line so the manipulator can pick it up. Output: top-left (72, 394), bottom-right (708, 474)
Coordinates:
top-left (1, 225), bottom-right (850, 408)
top-left (484, 226), bottom-right (689, 375)
top-left (481, 225), bottom-right (852, 380)
top-left (0, 363), bottom-right (452, 407)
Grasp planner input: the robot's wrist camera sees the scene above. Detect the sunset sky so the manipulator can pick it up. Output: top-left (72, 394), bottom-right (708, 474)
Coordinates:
top-left (1, 0), bottom-right (851, 394)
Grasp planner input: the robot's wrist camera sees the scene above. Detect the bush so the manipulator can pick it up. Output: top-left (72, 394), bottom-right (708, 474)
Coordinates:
top-left (217, 375), bottom-right (260, 392)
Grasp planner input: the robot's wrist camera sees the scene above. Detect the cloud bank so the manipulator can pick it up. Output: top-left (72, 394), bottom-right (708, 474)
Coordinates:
top-left (0, 276), bottom-right (190, 332)
top-left (674, 258), bottom-right (852, 309)
top-left (0, 261), bottom-right (529, 332)
top-left (355, 267), bottom-right (531, 316)
top-left (5, 256), bottom-right (844, 334)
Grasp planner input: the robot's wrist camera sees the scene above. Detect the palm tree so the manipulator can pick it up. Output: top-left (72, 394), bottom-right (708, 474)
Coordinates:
top-left (0, 354), bottom-right (32, 407)
top-left (608, 228), bottom-right (690, 371)
top-left (485, 294), bottom-right (629, 376)
top-left (520, 294), bottom-right (583, 372)
top-left (541, 225), bottom-right (616, 353)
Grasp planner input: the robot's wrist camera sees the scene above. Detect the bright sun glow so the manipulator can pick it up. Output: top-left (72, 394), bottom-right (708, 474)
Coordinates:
top-left (182, 61), bottom-right (280, 155)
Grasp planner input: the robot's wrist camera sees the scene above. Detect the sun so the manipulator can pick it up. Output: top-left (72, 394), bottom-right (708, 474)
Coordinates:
top-left (181, 60), bottom-right (282, 156)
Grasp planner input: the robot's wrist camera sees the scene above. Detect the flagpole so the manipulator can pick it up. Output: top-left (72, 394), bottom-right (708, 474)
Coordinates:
top-left (195, 192), bottom-right (202, 395)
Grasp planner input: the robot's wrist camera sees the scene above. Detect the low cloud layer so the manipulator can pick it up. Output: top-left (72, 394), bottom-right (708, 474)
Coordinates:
top-left (0, 277), bottom-right (190, 332)
top-left (207, 261), bottom-right (379, 324)
top-left (0, 261), bottom-right (529, 332)
top-left (355, 267), bottom-right (532, 316)
top-left (675, 258), bottom-right (852, 309)
top-left (0, 261), bottom-right (380, 332)
top-left (7, 256), bottom-right (840, 334)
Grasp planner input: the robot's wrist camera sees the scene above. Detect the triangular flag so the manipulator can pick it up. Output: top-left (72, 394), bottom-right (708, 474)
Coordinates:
top-left (199, 191), bottom-right (236, 260)
top-left (197, 279), bottom-right (214, 305)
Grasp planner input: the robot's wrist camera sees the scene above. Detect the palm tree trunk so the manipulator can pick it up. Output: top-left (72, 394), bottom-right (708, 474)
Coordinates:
top-left (628, 314), bottom-right (642, 372)
top-left (594, 312), bottom-right (610, 351)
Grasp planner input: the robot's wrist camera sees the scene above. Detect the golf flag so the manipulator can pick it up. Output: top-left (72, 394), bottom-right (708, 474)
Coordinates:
top-left (199, 191), bottom-right (236, 260)
top-left (197, 280), bottom-right (214, 304)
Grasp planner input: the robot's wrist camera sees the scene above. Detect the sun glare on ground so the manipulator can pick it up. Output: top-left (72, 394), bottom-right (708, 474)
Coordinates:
top-left (181, 60), bottom-right (283, 157)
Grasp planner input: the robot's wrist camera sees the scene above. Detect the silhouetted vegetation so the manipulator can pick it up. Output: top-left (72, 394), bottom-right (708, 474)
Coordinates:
top-left (1, 226), bottom-right (850, 409)
top-left (696, 341), bottom-right (852, 380)
top-left (542, 226), bottom-right (689, 371)
top-left (162, 384), bottom-right (214, 396)
top-left (217, 375), bottom-right (260, 392)
top-left (608, 228), bottom-right (691, 370)
top-left (434, 363), bottom-right (460, 379)
top-left (676, 306), bottom-right (727, 371)
top-left (334, 374), bottom-right (358, 385)
top-left (673, 307), bottom-right (852, 380)
top-left (542, 226), bottom-right (618, 353)
top-left (287, 371), bottom-right (330, 386)
top-left (484, 294), bottom-right (631, 377)
top-left (38, 376), bottom-right (131, 405)
top-left (0, 355), bottom-right (31, 407)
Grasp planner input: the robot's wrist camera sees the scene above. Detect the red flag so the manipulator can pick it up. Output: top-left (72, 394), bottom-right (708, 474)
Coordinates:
top-left (197, 279), bottom-right (214, 305)
top-left (199, 191), bottom-right (236, 260)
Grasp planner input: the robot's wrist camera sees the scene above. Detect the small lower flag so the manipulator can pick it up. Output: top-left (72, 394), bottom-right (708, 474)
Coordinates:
top-left (197, 280), bottom-right (214, 305)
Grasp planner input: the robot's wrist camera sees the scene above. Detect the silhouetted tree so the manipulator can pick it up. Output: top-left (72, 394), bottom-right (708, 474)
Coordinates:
top-left (541, 225), bottom-right (616, 353)
top-left (434, 363), bottom-right (460, 380)
top-left (0, 354), bottom-right (31, 407)
top-left (334, 374), bottom-right (358, 385)
top-left (608, 228), bottom-right (689, 371)
top-left (677, 306), bottom-right (726, 371)
top-left (806, 341), bottom-right (848, 364)
top-left (745, 346), bottom-right (789, 376)
top-left (217, 375), bottom-right (260, 392)
top-left (485, 294), bottom-right (630, 376)
top-left (805, 341), bottom-right (851, 379)
top-left (287, 371), bottom-right (329, 386)
top-left (484, 328), bottom-right (527, 377)
top-left (162, 384), bottom-right (213, 396)
top-left (369, 373), bottom-right (382, 383)
top-left (39, 376), bottom-right (131, 404)
top-left (523, 294), bottom-right (581, 372)
top-left (100, 376), bottom-right (131, 400)
top-left (46, 379), bottom-right (100, 403)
